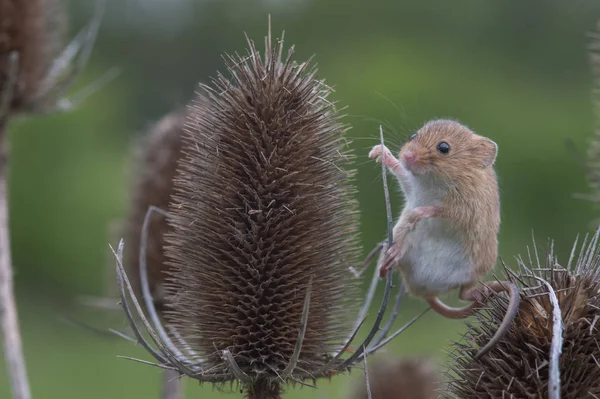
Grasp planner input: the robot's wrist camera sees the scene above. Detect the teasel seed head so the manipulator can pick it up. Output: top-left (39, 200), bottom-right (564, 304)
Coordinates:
top-left (161, 30), bottom-right (361, 395)
top-left (352, 355), bottom-right (441, 399)
top-left (0, 0), bottom-right (65, 115)
top-left (582, 19), bottom-right (600, 204)
top-left (443, 229), bottom-right (600, 398)
top-left (123, 108), bottom-right (186, 314)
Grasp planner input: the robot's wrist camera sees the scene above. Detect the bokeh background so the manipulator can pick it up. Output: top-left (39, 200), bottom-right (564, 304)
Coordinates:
top-left (2, 0), bottom-right (600, 397)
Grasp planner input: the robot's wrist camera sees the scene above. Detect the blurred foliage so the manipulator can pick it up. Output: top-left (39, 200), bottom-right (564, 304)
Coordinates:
top-left (1, 0), bottom-right (600, 397)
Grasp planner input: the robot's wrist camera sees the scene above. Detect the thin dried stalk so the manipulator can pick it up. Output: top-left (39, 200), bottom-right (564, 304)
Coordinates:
top-left (0, 122), bottom-right (30, 399)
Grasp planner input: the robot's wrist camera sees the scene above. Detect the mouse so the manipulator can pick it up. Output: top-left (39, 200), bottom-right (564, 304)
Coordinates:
top-left (368, 118), bottom-right (520, 359)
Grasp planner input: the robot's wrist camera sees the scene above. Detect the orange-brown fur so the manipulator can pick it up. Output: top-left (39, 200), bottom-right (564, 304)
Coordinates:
top-left (370, 118), bottom-right (518, 359)
top-left (398, 119), bottom-right (500, 282)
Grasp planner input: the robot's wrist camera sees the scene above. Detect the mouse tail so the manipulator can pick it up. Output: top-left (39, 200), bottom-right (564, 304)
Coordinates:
top-left (427, 281), bottom-right (521, 359)
top-left (426, 297), bottom-right (482, 319)
top-left (472, 281), bottom-right (520, 359)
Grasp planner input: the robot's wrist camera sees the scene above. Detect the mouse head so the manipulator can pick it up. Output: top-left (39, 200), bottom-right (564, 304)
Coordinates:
top-left (398, 119), bottom-right (497, 179)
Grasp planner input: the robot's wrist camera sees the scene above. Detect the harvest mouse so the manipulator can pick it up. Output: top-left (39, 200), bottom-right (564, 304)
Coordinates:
top-left (369, 119), bottom-right (520, 359)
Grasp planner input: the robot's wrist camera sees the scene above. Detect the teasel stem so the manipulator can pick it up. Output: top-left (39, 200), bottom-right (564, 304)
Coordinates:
top-left (0, 120), bottom-right (31, 399)
top-left (162, 369), bottom-right (182, 399)
top-left (362, 346), bottom-right (373, 399)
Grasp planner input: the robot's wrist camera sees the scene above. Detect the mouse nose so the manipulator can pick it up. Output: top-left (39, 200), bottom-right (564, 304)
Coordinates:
top-left (402, 150), bottom-right (416, 165)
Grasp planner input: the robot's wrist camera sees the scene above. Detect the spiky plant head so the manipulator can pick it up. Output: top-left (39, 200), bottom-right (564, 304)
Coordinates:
top-left (123, 108), bottom-right (186, 313)
top-left (0, 0), bottom-right (65, 114)
top-left (162, 31), bottom-right (361, 391)
top-left (444, 230), bottom-right (600, 398)
top-left (352, 356), bottom-right (440, 399)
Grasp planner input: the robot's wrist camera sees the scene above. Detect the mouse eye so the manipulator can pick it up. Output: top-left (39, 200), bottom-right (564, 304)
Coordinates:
top-left (408, 133), bottom-right (417, 141)
top-left (437, 141), bottom-right (450, 154)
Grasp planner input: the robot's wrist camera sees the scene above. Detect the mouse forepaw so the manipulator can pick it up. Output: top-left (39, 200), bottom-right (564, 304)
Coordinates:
top-left (368, 144), bottom-right (384, 159)
top-left (369, 144), bottom-right (398, 168)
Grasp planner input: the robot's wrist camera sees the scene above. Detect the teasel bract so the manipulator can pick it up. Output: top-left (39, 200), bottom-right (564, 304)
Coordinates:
top-left (352, 355), bottom-right (441, 399)
top-left (113, 26), bottom-right (425, 399)
top-left (443, 228), bottom-right (600, 398)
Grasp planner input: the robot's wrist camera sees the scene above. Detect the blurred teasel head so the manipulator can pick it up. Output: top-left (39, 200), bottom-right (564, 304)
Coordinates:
top-left (583, 19), bottom-right (600, 204)
top-left (443, 229), bottom-right (600, 398)
top-left (0, 0), bottom-right (104, 121)
top-left (123, 108), bottom-right (186, 314)
top-left (113, 26), bottom-right (423, 399)
top-left (352, 355), bottom-right (441, 399)
top-left (0, 0), bottom-right (65, 116)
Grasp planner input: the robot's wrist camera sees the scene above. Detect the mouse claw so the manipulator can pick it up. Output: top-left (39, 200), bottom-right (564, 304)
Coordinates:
top-left (379, 244), bottom-right (403, 279)
top-left (368, 145), bottom-right (383, 160)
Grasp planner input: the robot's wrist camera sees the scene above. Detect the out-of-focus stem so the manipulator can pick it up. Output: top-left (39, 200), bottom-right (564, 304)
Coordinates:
top-left (162, 369), bottom-right (181, 399)
top-left (0, 121), bottom-right (31, 399)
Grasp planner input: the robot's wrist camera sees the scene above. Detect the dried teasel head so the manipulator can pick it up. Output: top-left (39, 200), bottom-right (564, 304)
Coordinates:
top-left (583, 19), bottom-right (600, 204)
top-left (123, 108), bottom-right (186, 314)
top-left (162, 31), bottom-right (363, 394)
top-left (0, 0), bottom-right (105, 121)
top-left (114, 26), bottom-right (425, 399)
top-left (0, 0), bottom-right (64, 108)
top-left (0, 0), bottom-right (65, 115)
top-left (443, 228), bottom-right (600, 398)
top-left (352, 355), bottom-right (441, 399)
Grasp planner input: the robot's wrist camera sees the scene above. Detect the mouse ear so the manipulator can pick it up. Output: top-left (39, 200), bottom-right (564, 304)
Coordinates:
top-left (481, 139), bottom-right (498, 167)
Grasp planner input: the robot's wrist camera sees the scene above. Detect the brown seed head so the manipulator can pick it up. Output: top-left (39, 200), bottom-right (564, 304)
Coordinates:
top-left (123, 108), bottom-right (186, 314)
top-left (583, 19), bottom-right (600, 206)
top-left (162, 32), bottom-right (361, 386)
top-left (352, 356), bottom-right (441, 399)
top-left (443, 232), bottom-right (600, 398)
top-left (0, 0), bottom-right (65, 114)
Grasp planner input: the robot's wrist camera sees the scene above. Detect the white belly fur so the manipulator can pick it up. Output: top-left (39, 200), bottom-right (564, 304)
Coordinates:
top-left (399, 217), bottom-right (472, 297)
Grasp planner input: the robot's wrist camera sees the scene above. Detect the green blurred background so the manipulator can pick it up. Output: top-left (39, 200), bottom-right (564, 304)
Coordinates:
top-left (2, 0), bottom-right (600, 397)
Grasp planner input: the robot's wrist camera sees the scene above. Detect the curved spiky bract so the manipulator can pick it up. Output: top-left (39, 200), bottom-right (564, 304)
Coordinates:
top-left (444, 229), bottom-right (600, 398)
top-left (124, 108), bottom-right (186, 312)
top-left (0, 0), bottom-right (65, 112)
top-left (352, 356), bottom-right (440, 399)
top-left (163, 33), bottom-right (361, 383)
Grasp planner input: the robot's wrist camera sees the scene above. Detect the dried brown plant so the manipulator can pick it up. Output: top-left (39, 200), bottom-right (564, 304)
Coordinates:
top-left (0, 0), bottom-right (65, 115)
top-left (113, 25), bottom-right (425, 399)
top-left (0, 3), bottom-right (105, 399)
top-left (443, 230), bottom-right (600, 398)
top-left (124, 108), bottom-right (186, 314)
top-left (583, 20), bottom-right (600, 204)
top-left (352, 355), bottom-right (441, 399)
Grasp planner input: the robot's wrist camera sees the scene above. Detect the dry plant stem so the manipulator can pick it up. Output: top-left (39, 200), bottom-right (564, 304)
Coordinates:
top-left (162, 369), bottom-right (182, 399)
top-left (0, 121), bottom-right (31, 399)
top-left (362, 346), bottom-right (373, 399)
